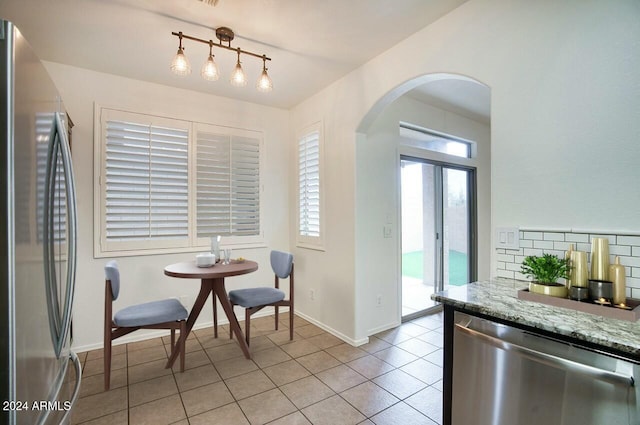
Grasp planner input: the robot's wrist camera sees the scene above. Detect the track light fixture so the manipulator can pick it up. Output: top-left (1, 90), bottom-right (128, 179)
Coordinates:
top-left (170, 27), bottom-right (272, 92)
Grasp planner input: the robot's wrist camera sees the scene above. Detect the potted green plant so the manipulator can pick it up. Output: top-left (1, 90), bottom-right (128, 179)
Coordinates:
top-left (520, 254), bottom-right (571, 298)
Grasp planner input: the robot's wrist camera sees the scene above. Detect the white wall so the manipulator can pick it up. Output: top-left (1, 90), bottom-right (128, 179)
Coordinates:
top-left (42, 0), bottom-right (640, 349)
top-left (357, 95), bottom-right (491, 335)
top-left (43, 62), bottom-right (290, 351)
top-left (290, 0), bottom-right (640, 343)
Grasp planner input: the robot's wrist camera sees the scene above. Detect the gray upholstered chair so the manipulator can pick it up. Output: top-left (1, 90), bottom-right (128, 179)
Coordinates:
top-left (104, 260), bottom-right (188, 390)
top-left (226, 250), bottom-right (294, 345)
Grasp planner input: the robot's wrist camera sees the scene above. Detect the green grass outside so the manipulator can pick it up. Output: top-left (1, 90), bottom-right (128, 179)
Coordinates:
top-left (402, 250), bottom-right (468, 286)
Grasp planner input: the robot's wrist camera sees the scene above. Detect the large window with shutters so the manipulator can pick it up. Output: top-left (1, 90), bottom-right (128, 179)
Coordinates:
top-left (297, 122), bottom-right (324, 249)
top-left (95, 107), bottom-right (262, 256)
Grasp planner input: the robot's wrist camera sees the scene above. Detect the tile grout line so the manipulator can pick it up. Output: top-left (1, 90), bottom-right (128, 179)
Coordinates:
top-left (72, 312), bottom-right (444, 425)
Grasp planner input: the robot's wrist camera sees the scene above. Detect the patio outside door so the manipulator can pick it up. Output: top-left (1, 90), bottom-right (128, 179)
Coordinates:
top-left (400, 156), bottom-right (476, 319)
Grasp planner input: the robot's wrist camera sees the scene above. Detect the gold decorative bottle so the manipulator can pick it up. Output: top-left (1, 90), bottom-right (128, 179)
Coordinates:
top-left (570, 251), bottom-right (589, 288)
top-left (590, 237), bottom-right (610, 281)
top-left (565, 244), bottom-right (574, 288)
top-left (609, 256), bottom-right (626, 305)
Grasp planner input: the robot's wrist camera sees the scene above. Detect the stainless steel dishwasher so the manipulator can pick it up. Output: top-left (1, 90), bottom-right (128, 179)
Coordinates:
top-left (452, 312), bottom-right (639, 425)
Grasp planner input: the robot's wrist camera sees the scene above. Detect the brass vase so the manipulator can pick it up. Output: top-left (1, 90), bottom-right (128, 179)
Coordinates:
top-left (529, 281), bottom-right (568, 298)
top-left (570, 251), bottom-right (589, 288)
top-left (609, 256), bottom-right (627, 305)
top-left (565, 244), bottom-right (574, 287)
top-left (590, 238), bottom-right (610, 281)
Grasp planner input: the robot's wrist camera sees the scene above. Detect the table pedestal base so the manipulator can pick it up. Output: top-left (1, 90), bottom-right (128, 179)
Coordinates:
top-left (166, 277), bottom-right (251, 369)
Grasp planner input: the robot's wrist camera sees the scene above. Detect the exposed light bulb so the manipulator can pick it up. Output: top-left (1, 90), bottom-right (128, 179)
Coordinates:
top-left (170, 47), bottom-right (191, 76)
top-left (201, 54), bottom-right (220, 81)
top-left (256, 68), bottom-right (273, 92)
top-left (230, 60), bottom-right (247, 87)
top-left (230, 50), bottom-right (247, 87)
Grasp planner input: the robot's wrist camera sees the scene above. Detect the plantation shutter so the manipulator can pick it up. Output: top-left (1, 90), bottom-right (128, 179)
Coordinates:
top-left (104, 118), bottom-right (189, 244)
top-left (298, 130), bottom-right (320, 237)
top-left (196, 128), bottom-right (260, 238)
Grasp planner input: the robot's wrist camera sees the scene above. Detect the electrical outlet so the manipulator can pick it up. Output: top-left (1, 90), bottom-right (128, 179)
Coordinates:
top-left (310, 289), bottom-right (315, 301)
top-left (376, 295), bottom-right (382, 306)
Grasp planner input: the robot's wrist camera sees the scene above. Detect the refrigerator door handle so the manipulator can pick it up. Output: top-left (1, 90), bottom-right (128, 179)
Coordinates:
top-left (57, 111), bottom-right (78, 354)
top-left (58, 352), bottom-right (82, 425)
top-left (455, 323), bottom-right (634, 387)
top-left (43, 112), bottom-right (77, 359)
top-left (35, 351), bottom-right (82, 425)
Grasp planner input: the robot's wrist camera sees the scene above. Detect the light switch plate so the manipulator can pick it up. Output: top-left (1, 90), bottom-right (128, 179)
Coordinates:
top-left (496, 227), bottom-right (520, 250)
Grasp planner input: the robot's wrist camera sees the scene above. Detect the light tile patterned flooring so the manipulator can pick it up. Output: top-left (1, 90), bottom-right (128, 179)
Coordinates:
top-left (71, 312), bottom-right (444, 425)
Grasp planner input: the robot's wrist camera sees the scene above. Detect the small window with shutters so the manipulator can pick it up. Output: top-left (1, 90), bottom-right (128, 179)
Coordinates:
top-left (95, 107), bottom-right (263, 256)
top-left (297, 122), bottom-right (324, 250)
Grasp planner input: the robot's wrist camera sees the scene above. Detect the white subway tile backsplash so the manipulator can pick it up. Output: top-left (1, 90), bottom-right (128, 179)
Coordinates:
top-left (513, 272), bottom-right (528, 281)
top-left (497, 269), bottom-right (514, 279)
top-left (565, 233), bottom-right (589, 243)
top-left (519, 239), bottom-right (533, 249)
top-left (618, 256), bottom-right (640, 268)
top-left (576, 243), bottom-right (591, 252)
top-left (523, 248), bottom-right (544, 257)
top-left (553, 242), bottom-right (573, 251)
top-left (610, 245), bottom-right (632, 256)
top-left (626, 287), bottom-right (632, 298)
top-left (546, 250), bottom-right (566, 259)
top-left (497, 229), bottom-right (640, 291)
top-left (589, 234), bottom-right (617, 244)
top-left (618, 236), bottom-right (640, 246)
top-left (626, 277), bottom-right (640, 289)
top-left (523, 231), bottom-right (543, 240)
top-left (543, 232), bottom-right (565, 241)
top-left (497, 254), bottom-right (515, 263)
top-left (533, 240), bottom-right (554, 250)
top-left (506, 263), bottom-right (522, 272)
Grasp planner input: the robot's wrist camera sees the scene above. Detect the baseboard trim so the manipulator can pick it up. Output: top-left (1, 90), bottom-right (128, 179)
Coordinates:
top-left (367, 321), bottom-right (401, 337)
top-left (294, 310), bottom-right (369, 347)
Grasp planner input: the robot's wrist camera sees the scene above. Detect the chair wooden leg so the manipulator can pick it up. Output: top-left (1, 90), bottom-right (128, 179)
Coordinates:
top-left (213, 296), bottom-right (218, 338)
top-left (229, 303), bottom-right (233, 340)
top-left (104, 336), bottom-right (112, 391)
top-left (170, 329), bottom-right (175, 350)
top-left (245, 308), bottom-right (251, 346)
top-left (289, 304), bottom-right (294, 341)
top-left (180, 320), bottom-right (186, 373)
top-left (275, 306), bottom-right (279, 331)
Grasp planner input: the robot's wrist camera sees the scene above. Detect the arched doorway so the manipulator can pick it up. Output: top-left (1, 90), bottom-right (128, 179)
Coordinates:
top-left (355, 73), bottom-right (491, 328)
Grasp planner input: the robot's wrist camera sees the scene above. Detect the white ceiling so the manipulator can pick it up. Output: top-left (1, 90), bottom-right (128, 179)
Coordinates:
top-left (1, 0), bottom-right (474, 109)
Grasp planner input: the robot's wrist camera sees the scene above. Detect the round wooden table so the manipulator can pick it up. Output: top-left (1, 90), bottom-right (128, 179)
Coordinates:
top-left (164, 260), bottom-right (258, 366)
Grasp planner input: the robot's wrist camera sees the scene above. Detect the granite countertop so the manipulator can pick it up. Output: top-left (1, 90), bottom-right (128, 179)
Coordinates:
top-left (432, 279), bottom-right (640, 359)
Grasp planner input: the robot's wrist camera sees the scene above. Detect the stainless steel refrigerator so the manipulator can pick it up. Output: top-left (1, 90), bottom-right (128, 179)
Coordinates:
top-left (1, 20), bottom-right (81, 425)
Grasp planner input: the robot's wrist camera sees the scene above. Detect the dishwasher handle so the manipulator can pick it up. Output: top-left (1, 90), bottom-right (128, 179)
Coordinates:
top-left (455, 323), bottom-right (634, 387)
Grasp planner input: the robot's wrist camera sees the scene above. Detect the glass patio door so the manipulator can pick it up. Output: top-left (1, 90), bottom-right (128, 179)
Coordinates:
top-left (400, 157), bottom-right (475, 319)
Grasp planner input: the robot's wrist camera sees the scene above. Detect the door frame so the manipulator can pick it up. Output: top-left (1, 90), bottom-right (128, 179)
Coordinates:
top-left (399, 155), bottom-right (477, 321)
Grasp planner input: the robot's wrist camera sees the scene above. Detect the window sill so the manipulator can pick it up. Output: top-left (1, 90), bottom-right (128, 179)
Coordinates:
top-left (295, 242), bottom-right (325, 252)
top-left (94, 241), bottom-right (268, 259)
